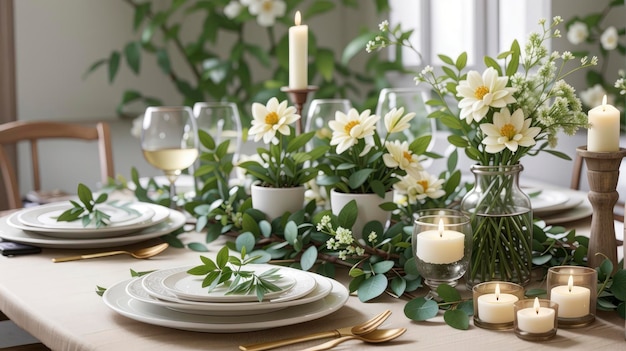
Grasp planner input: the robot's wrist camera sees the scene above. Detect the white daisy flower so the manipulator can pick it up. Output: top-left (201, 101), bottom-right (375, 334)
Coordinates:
top-left (456, 67), bottom-right (517, 123)
top-left (329, 108), bottom-right (379, 154)
top-left (382, 140), bottom-right (424, 178)
top-left (600, 26), bottom-right (618, 51)
top-left (248, 97), bottom-right (300, 144)
top-left (567, 22), bottom-right (588, 45)
top-left (480, 108), bottom-right (540, 153)
top-left (393, 171), bottom-right (445, 202)
top-left (248, 0), bottom-right (286, 27)
top-left (224, 1), bottom-right (243, 19)
top-left (383, 107), bottom-right (415, 134)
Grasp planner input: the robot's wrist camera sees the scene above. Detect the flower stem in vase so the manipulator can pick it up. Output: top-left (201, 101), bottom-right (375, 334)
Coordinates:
top-left (462, 164), bottom-right (533, 287)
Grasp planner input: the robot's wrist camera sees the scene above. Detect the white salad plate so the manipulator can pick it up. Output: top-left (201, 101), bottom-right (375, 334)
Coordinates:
top-left (143, 265), bottom-right (317, 304)
top-left (532, 189), bottom-right (592, 224)
top-left (103, 276), bottom-right (349, 333)
top-left (126, 272), bottom-right (332, 316)
top-left (0, 209), bottom-right (185, 249)
top-left (161, 265), bottom-right (297, 302)
top-left (528, 189), bottom-right (569, 211)
top-left (7, 202), bottom-right (170, 239)
top-left (17, 201), bottom-right (155, 229)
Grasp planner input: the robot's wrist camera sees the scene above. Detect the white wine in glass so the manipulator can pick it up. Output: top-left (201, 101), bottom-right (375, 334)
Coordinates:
top-left (141, 106), bottom-right (199, 206)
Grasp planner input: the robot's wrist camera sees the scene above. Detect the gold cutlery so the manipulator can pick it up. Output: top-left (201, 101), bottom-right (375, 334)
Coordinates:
top-left (239, 309), bottom-right (392, 351)
top-left (52, 242), bottom-right (169, 262)
top-left (301, 328), bottom-right (407, 351)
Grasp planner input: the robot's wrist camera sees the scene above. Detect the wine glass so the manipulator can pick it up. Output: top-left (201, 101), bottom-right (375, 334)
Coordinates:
top-left (141, 106), bottom-right (199, 207)
top-left (305, 99), bottom-right (352, 148)
top-left (192, 102), bottom-right (243, 162)
top-left (376, 87), bottom-right (436, 141)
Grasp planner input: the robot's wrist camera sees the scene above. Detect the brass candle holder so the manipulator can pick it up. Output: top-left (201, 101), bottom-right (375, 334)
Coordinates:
top-left (576, 146), bottom-right (626, 270)
top-left (281, 85), bottom-right (318, 134)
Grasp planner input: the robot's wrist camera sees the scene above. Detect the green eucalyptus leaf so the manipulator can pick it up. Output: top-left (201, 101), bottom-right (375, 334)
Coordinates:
top-left (372, 260), bottom-right (395, 274)
top-left (443, 309), bottom-right (469, 330)
top-left (404, 297), bottom-right (439, 321)
top-left (187, 242), bottom-right (209, 252)
top-left (611, 269), bottom-right (626, 301)
top-left (357, 274), bottom-right (387, 302)
top-left (236, 232), bottom-right (256, 254)
top-left (300, 246), bottom-right (318, 271)
top-left (436, 284), bottom-right (461, 303)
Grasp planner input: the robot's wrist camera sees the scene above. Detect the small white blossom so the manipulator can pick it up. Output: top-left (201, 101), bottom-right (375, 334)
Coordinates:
top-left (378, 20), bottom-right (389, 32)
top-left (600, 26), bottom-right (618, 51)
top-left (367, 231), bottom-right (378, 243)
top-left (580, 84), bottom-right (613, 107)
top-left (567, 22), bottom-right (588, 45)
top-left (224, 1), bottom-right (243, 18)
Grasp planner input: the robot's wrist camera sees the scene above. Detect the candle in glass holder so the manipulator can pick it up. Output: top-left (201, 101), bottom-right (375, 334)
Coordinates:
top-left (415, 218), bottom-right (464, 264)
top-left (587, 95), bottom-right (620, 152)
top-left (476, 283), bottom-right (519, 324)
top-left (288, 11), bottom-right (308, 89)
top-left (516, 298), bottom-right (556, 333)
top-left (547, 266), bottom-right (597, 328)
top-left (550, 275), bottom-right (590, 318)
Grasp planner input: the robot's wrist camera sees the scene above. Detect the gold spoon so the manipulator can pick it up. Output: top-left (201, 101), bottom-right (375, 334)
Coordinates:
top-left (52, 243), bottom-right (169, 263)
top-left (239, 310), bottom-right (392, 351)
top-left (302, 328), bottom-right (407, 351)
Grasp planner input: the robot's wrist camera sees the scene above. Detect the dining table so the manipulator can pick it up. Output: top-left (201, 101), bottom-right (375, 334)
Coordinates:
top-left (0, 185), bottom-right (625, 351)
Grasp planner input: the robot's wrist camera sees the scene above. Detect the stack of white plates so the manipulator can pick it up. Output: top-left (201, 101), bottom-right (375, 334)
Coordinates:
top-left (0, 201), bottom-right (186, 248)
top-left (529, 188), bottom-right (592, 223)
top-left (102, 264), bottom-right (349, 332)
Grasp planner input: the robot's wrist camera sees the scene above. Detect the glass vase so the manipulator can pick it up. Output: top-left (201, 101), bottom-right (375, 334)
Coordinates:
top-left (461, 164), bottom-right (533, 287)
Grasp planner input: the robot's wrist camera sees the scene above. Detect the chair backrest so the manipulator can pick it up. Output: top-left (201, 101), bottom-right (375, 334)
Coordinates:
top-left (0, 121), bottom-right (114, 209)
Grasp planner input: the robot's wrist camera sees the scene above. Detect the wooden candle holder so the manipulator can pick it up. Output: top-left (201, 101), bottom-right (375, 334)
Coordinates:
top-left (576, 146), bottom-right (626, 270)
top-left (281, 85), bottom-right (318, 134)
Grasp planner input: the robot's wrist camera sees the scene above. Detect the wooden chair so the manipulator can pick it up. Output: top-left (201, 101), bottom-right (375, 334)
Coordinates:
top-left (0, 121), bottom-right (114, 209)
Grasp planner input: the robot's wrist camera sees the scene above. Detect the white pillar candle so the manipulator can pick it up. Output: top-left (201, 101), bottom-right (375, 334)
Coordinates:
top-left (416, 218), bottom-right (464, 264)
top-left (550, 275), bottom-right (590, 318)
top-left (288, 11), bottom-right (308, 89)
top-left (477, 284), bottom-right (520, 323)
top-left (587, 95), bottom-right (620, 152)
top-left (516, 298), bottom-right (555, 333)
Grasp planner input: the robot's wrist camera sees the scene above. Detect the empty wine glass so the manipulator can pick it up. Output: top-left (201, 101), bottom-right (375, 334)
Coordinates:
top-left (305, 99), bottom-right (352, 148)
top-left (141, 106), bottom-right (199, 207)
top-left (376, 87), bottom-right (436, 142)
top-left (192, 102), bottom-right (243, 161)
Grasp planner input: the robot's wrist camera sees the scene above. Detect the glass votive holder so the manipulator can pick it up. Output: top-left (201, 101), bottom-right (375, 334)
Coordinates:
top-left (547, 266), bottom-right (597, 328)
top-left (514, 298), bottom-right (558, 341)
top-left (473, 281), bottom-right (525, 330)
top-left (412, 209), bottom-right (472, 295)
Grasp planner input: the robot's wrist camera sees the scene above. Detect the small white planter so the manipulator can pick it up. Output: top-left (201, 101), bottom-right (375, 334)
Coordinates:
top-left (250, 184), bottom-right (306, 219)
top-left (330, 189), bottom-right (393, 239)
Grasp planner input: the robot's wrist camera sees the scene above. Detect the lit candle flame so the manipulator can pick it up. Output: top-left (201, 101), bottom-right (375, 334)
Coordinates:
top-left (602, 94), bottom-right (607, 111)
top-left (294, 11), bottom-right (301, 26)
top-left (495, 283), bottom-right (500, 301)
top-left (438, 218), bottom-right (444, 238)
top-left (567, 274), bottom-right (573, 293)
top-left (533, 297), bottom-right (540, 314)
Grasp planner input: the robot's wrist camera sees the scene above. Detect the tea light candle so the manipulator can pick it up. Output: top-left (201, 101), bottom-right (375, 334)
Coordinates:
top-left (516, 297), bottom-right (556, 334)
top-left (587, 95), bottom-right (620, 152)
top-left (415, 218), bottom-right (464, 264)
top-left (477, 283), bottom-right (520, 324)
top-left (550, 275), bottom-right (590, 318)
top-left (288, 11), bottom-right (308, 89)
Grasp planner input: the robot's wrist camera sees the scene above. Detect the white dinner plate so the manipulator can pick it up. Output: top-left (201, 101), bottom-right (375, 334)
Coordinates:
top-left (126, 272), bottom-right (332, 316)
top-left (528, 189), bottom-right (569, 211)
top-left (0, 209), bottom-right (185, 249)
top-left (17, 201), bottom-right (155, 229)
top-left (103, 276), bottom-right (348, 333)
top-left (143, 265), bottom-right (317, 304)
top-left (162, 265), bottom-right (297, 302)
top-left (530, 188), bottom-right (592, 224)
top-left (7, 203), bottom-right (170, 239)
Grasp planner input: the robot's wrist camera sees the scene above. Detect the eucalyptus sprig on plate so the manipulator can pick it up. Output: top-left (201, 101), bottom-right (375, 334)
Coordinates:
top-left (186, 246), bottom-right (284, 302)
top-left (56, 183), bottom-right (110, 228)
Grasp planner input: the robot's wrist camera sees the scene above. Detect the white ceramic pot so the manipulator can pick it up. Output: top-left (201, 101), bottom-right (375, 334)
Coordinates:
top-left (330, 188), bottom-right (393, 239)
top-left (250, 184), bottom-right (306, 219)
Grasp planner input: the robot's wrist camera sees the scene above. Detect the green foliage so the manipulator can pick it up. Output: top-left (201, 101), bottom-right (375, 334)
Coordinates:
top-left (56, 183), bottom-right (112, 228)
top-left (187, 246), bottom-right (284, 302)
